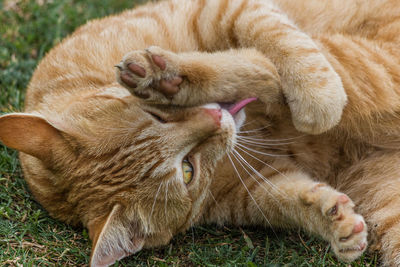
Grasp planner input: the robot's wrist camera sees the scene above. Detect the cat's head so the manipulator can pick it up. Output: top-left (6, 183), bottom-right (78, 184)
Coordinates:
top-left (0, 87), bottom-right (250, 266)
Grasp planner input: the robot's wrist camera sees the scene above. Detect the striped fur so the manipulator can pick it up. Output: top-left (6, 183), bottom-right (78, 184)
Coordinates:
top-left (0, 0), bottom-right (400, 266)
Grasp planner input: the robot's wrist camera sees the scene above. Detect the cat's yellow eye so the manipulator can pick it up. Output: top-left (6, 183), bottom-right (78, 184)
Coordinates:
top-left (182, 158), bottom-right (193, 184)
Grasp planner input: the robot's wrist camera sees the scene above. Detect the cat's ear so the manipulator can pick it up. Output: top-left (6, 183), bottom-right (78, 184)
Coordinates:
top-left (89, 204), bottom-right (145, 267)
top-left (0, 113), bottom-right (65, 161)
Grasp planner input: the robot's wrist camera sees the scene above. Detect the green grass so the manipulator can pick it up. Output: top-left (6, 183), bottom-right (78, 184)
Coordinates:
top-left (0, 0), bottom-right (379, 266)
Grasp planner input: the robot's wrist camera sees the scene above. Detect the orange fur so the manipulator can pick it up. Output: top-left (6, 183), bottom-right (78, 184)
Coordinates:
top-left (1, 0), bottom-right (400, 266)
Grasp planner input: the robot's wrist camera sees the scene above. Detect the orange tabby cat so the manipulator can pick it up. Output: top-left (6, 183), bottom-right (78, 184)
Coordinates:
top-left (1, 0), bottom-right (400, 266)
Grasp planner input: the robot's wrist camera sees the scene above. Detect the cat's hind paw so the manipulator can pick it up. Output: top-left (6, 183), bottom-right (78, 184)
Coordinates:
top-left (302, 185), bottom-right (368, 262)
top-left (324, 194), bottom-right (368, 262)
top-left (116, 46), bottom-right (183, 103)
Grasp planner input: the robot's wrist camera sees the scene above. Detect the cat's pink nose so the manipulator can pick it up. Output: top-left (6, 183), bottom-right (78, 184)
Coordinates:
top-left (203, 108), bottom-right (222, 127)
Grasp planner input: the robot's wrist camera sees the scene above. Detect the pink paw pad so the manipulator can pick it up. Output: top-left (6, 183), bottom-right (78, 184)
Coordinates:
top-left (311, 183), bottom-right (325, 192)
top-left (338, 194), bottom-right (349, 204)
top-left (151, 55), bottom-right (166, 70)
top-left (339, 221), bottom-right (365, 242)
top-left (358, 242), bottom-right (366, 251)
top-left (157, 77), bottom-right (183, 97)
top-left (120, 73), bottom-right (137, 88)
top-left (352, 221), bottom-right (364, 234)
top-left (127, 63), bottom-right (146, 78)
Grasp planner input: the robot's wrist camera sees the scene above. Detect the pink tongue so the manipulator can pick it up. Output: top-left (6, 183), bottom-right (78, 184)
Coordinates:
top-left (229, 97), bottom-right (258, 115)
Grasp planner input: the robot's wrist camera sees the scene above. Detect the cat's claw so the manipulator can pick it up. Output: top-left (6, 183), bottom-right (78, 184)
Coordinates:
top-left (302, 185), bottom-right (368, 262)
top-left (116, 46), bottom-right (183, 103)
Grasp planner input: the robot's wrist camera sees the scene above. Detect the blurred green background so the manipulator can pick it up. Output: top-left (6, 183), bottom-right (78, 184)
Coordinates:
top-left (0, 0), bottom-right (378, 265)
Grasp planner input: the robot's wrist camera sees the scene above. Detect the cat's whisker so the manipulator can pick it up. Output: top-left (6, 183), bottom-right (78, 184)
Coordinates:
top-left (150, 181), bottom-right (163, 226)
top-left (238, 123), bottom-right (271, 131)
top-left (164, 180), bottom-right (169, 219)
top-left (232, 149), bottom-right (284, 193)
top-left (208, 189), bottom-right (223, 214)
top-left (231, 150), bottom-right (283, 202)
top-left (232, 149), bottom-right (290, 200)
top-left (237, 141), bottom-right (305, 157)
top-left (236, 140), bottom-right (290, 152)
top-left (236, 134), bottom-right (266, 142)
top-left (238, 120), bottom-right (258, 128)
top-left (236, 134), bottom-right (306, 142)
top-left (236, 137), bottom-right (295, 147)
top-left (227, 154), bottom-right (274, 229)
top-left (236, 139), bottom-right (305, 155)
top-left (235, 142), bottom-right (290, 157)
top-left (237, 135), bottom-right (295, 143)
top-left (234, 145), bottom-right (293, 184)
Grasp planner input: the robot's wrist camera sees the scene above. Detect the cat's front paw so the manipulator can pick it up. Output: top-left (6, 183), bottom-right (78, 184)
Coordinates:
top-left (302, 185), bottom-right (367, 262)
top-left (116, 46), bottom-right (183, 103)
top-left (285, 61), bottom-right (347, 135)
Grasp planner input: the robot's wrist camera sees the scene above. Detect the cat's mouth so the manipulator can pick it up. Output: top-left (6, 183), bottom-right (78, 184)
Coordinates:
top-left (218, 97), bottom-right (257, 128)
top-left (218, 97), bottom-right (258, 116)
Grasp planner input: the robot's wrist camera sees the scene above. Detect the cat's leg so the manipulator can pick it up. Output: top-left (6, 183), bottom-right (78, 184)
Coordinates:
top-left (116, 46), bottom-right (283, 107)
top-left (203, 160), bottom-right (368, 262)
top-left (116, 0), bottom-right (348, 134)
top-left (194, 0), bottom-right (347, 134)
top-left (336, 150), bottom-right (400, 266)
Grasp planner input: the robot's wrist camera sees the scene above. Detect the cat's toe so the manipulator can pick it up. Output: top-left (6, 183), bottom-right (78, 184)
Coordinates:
top-left (145, 46), bottom-right (179, 75)
top-left (149, 54), bottom-right (167, 71)
top-left (326, 196), bottom-right (368, 262)
top-left (145, 46), bottom-right (183, 99)
top-left (127, 63), bottom-right (146, 78)
top-left (331, 216), bottom-right (368, 262)
top-left (117, 47), bottom-right (185, 103)
top-left (116, 50), bottom-right (155, 99)
top-left (156, 77), bottom-right (183, 98)
top-left (120, 72), bottom-right (138, 88)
